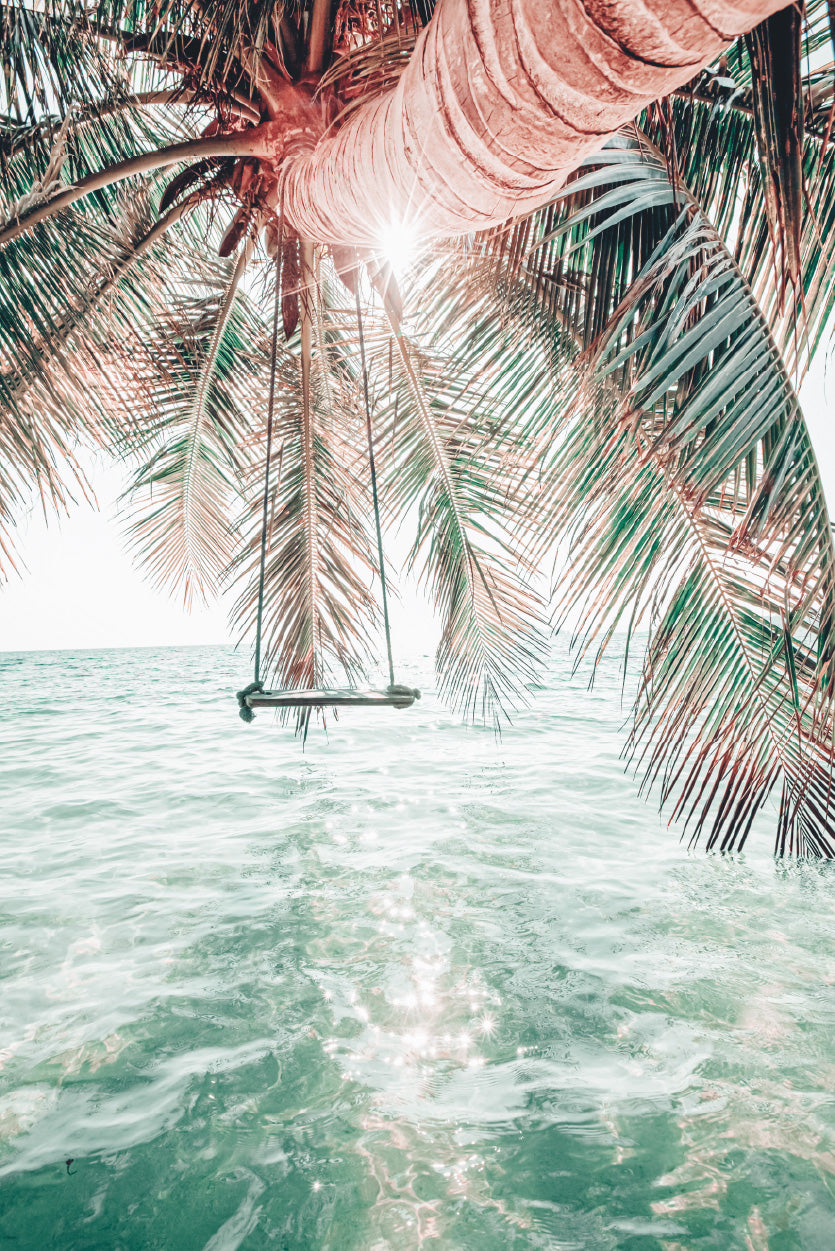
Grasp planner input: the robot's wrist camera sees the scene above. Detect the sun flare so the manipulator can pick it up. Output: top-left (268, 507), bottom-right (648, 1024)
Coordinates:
top-left (379, 220), bottom-right (418, 274)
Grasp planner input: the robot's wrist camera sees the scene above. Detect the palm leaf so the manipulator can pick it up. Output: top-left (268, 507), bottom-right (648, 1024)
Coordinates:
top-left (359, 260), bottom-right (548, 727)
top-left (745, 6), bottom-right (804, 295)
top-left (0, 185), bottom-right (199, 577)
top-left (121, 242), bottom-right (262, 605)
top-left (524, 139), bottom-right (835, 855)
top-left (648, 1), bottom-right (835, 376)
top-left (0, 1), bottom-right (128, 124)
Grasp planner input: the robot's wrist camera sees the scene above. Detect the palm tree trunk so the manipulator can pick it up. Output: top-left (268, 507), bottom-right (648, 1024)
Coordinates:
top-left (282, 0), bottom-right (789, 246)
top-left (0, 0), bottom-right (790, 253)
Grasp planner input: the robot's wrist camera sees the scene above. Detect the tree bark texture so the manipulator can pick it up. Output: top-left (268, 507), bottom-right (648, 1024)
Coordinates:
top-left (282, 0), bottom-right (788, 246)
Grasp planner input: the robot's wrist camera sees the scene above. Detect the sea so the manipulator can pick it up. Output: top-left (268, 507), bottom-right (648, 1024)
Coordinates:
top-left (0, 641), bottom-right (833, 1250)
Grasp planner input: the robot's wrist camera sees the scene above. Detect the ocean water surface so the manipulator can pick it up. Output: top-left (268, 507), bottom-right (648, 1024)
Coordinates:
top-left (0, 643), bottom-right (834, 1250)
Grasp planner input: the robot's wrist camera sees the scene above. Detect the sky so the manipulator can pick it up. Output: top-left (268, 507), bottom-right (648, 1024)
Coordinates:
top-left (805, 351), bottom-right (835, 501)
top-left (0, 455), bottom-right (439, 656)
top-left (0, 355), bottom-right (832, 654)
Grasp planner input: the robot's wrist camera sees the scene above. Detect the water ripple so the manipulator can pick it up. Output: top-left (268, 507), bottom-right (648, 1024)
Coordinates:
top-left (1, 643), bottom-right (834, 1248)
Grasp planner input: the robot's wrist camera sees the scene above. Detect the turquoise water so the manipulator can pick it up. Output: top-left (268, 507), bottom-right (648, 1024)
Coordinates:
top-left (1, 643), bottom-right (834, 1250)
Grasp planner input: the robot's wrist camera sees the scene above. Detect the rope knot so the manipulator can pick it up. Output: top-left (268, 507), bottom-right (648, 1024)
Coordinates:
top-left (236, 681), bottom-right (263, 723)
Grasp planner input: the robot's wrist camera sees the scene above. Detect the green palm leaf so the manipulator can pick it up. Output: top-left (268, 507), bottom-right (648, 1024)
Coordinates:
top-left (526, 139), bottom-right (835, 854)
top-left (647, 1), bottom-right (835, 376)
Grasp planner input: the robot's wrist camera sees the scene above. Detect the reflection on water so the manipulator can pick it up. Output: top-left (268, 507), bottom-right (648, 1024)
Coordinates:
top-left (0, 643), bottom-right (834, 1249)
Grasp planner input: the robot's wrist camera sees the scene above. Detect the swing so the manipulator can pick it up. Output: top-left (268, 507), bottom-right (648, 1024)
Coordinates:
top-left (237, 247), bottom-right (420, 723)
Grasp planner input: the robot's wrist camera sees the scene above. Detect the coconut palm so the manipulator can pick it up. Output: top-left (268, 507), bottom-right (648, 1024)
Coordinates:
top-left (3, 0), bottom-right (835, 856)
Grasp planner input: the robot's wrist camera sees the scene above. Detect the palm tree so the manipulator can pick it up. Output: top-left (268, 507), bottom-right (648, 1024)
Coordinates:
top-left (2, 0), bottom-right (835, 856)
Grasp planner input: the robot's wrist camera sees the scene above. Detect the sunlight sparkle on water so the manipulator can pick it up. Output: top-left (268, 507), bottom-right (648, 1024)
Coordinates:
top-left (4, 645), bottom-right (835, 1249)
top-left (478, 1012), bottom-right (497, 1038)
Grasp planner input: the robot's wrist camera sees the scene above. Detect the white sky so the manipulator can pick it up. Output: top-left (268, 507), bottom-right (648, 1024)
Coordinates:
top-left (0, 356), bottom-right (832, 654)
top-left (0, 456), bottom-right (440, 655)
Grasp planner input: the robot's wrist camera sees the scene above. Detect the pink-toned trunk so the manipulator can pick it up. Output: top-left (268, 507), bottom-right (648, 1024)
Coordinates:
top-left (282, 0), bottom-right (788, 246)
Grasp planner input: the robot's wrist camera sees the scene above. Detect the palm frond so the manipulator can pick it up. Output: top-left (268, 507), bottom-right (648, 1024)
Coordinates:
top-left (361, 263), bottom-right (548, 727)
top-left (0, 184), bottom-right (198, 578)
top-left (524, 139), bottom-right (835, 855)
top-left (1, 82), bottom-right (197, 203)
top-left (122, 242), bottom-right (262, 605)
top-left (649, 1), bottom-right (835, 376)
top-left (0, 1), bottom-right (128, 123)
top-left (745, 5), bottom-right (804, 295)
top-left (0, 0), bottom-right (278, 111)
top-left (319, 27), bottom-right (416, 127)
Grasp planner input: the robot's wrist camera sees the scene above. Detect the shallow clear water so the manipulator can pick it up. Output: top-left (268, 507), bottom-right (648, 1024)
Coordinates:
top-left (1, 643), bottom-right (834, 1250)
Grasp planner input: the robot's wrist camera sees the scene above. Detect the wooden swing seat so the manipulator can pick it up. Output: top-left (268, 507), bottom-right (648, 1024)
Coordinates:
top-left (243, 684), bottom-right (421, 711)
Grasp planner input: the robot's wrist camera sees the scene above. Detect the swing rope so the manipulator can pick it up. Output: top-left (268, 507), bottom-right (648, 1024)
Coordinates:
top-left (253, 240), bottom-right (282, 690)
top-left (355, 283), bottom-right (395, 689)
top-left (236, 216), bottom-right (282, 722)
top-left (237, 249), bottom-right (419, 721)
